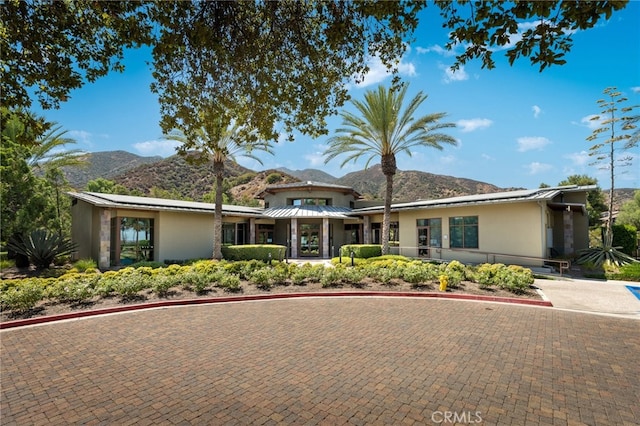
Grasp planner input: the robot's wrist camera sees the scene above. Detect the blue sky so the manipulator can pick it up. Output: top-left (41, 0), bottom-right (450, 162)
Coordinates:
top-left (36, 3), bottom-right (639, 190)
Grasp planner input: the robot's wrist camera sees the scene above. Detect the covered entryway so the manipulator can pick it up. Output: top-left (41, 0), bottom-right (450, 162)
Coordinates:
top-left (299, 222), bottom-right (321, 257)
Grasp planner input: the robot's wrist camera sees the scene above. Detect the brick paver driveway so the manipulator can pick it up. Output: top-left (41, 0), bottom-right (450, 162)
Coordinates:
top-left (2, 297), bottom-right (639, 425)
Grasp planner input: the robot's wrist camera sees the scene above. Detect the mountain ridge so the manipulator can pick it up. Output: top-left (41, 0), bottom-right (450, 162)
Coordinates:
top-left (63, 151), bottom-right (636, 208)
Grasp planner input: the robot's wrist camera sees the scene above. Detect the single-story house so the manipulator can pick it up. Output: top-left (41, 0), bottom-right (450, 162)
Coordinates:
top-left (68, 182), bottom-right (593, 269)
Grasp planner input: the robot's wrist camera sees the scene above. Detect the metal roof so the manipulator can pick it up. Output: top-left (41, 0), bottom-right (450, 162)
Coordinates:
top-left (69, 185), bottom-right (594, 218)
top-left (69, 192), bottom-right (264, 217)
top-left (261, 205), bottom-right (353, 219)
top-left (352, 185), bottom-right (596, 214)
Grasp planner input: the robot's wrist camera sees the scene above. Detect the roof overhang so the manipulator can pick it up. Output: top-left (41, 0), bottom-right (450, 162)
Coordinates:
top-left (68, 192), bottom-right (264, 218)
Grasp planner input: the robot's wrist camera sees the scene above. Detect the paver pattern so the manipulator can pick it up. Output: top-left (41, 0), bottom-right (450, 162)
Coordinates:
top-left (2, 297), bottom-right (639, 425)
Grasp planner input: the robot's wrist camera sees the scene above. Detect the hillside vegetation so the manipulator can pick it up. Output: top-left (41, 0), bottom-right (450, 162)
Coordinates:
top-left (65, 151), bottom-right (635, 207)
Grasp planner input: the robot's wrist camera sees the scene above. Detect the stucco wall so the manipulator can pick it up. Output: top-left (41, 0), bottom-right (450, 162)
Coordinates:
top-left (264, 189), bottom-right (354, 208)
top-left (70, 199), bottom-right (95, 260)
top-left (156, 211), bottom-right (215, 262)
top-left (394, 202), bottom-right (545, 264)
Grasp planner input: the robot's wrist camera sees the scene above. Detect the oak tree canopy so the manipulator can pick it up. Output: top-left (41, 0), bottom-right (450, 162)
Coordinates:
top-left (2, 1), bottom-right (629, 141)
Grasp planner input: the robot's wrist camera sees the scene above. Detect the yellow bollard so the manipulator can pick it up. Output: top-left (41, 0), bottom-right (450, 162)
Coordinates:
top-left (439, 274), bottom-right (448, 292)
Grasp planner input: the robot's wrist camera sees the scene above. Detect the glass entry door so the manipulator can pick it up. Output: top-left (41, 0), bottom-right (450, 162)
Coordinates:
top-left (299, 223), bottom-right (321, 256)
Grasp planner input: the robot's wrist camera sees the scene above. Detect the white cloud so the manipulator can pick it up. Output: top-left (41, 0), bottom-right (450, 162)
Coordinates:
top-left (304, 151), bottom-right (325, 167)
top-left (517, 136), bottom-right (551, 152)
top-left (439, 63), bottom-right (469, 83)
top-left (456, 118), bottom-right (493, 132)
top-left (356, 56), bottom-right (416, 88)
top-left (67, 130), bottom-right (109, 148)
top-left (532, 105), bottom-right (542, 118)
top-left (577, 114), bottom-right (603, 130)
top-left (564, 151), bottom-right (590, 166)
top-left (525, 162), bottom-right (553, 175)
top-left (416, 44), bottom-right (458, 57)
top-left (439, 155), bottom-right (456, 165)
top-left (481, 154), bottom-right (495, 161)
top-left (133, 139), bottom-right (181, 157)
top-left (631, 86), bottom-right (640, 93)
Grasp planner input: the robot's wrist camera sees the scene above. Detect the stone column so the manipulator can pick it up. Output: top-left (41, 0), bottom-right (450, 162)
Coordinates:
top-left (363, 216), bottom-right (371, 244)
top-left (290, 218), bottom-right (298, 258)
top-left (99, 209), bottom-right (111, 269)
top-left (322, 218), bottom-right (329, 258)
top-left (249, 218), bottom-right (256, 244)
top-left (563, 209), bottom-right (574, 255)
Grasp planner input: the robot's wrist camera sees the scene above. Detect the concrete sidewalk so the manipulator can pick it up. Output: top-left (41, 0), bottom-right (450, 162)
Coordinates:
top-left (534, 277), bottom-right (640, 319)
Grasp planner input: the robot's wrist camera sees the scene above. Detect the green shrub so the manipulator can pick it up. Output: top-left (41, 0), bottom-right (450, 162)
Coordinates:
top-left (472, 263), bottom-right (504, 288)
top-left (111, 269), bottom-right (152, 298)
top-left (400, 262), bottom-right (438, 284)
top-left (612, 224), bottom-right (638, 256)
top-left (266, 172), bottom-right (283, 184)
top-left (0, 258), bottom-right (15, 270)
top-left (342, 267), bottom-right (366, 287)
top-left (248, 266), bottom-right (288, 290)
top-left (495, 265), bottom-right (534, 293)
top-left (320, 266), bottom-right (346, 288)
top-left (181, 271), bottom-right (213, 294)
top-left (45, 273), bottom-right (98, 304)
top-left (152, 275), bottom-right (180, 297)
top-left (239, 259), bottom-right (268, 279)
top-left (222, 245), bottom-right (286, 262)
top-left (132, 260), bottom-right (167, 269)
top-left (339, 244), bottom-right (382, 259)
top-left (217, 274), bottom-right (241, 292)
top-left (365, 255), bottom-right (410, 263)
top-left (441, 260), bottom-right (466, 288)
top-left (73, 258), bottom-right (98, 273)
top-left (249, 268), bottom-right (273, 289)
top-left (606, 262), bottom-right (640, 281)
top-left (0, 279), bottom-right (44, 312)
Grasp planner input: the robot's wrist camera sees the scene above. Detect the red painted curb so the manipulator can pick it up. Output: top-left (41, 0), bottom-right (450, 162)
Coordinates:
top-left (0, 292), bottom-right (553, 330)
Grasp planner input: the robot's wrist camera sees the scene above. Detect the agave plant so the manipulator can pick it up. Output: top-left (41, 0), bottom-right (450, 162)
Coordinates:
top-left (577, 246), bottom-right (637, 268)
top-left (7, 229), bottom-right (77, 269)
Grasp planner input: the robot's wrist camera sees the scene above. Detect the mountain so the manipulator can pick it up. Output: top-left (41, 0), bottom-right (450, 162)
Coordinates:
top-left (277, 167), bottom-right (337, 184)
top-left (335, 164), bottom-right (511, 201)
top-left (112, 154), bottom-right (299, 201)
top-left (63, 150), bottom-right (163, 189)
top-left (67, 151), bottom-right (636, 207)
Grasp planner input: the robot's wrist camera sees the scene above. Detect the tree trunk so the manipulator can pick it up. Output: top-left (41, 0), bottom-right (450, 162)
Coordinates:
top-left (213, 161), bottom-right (224, 260)
top-left (381, 154), bottom-right (396, 255)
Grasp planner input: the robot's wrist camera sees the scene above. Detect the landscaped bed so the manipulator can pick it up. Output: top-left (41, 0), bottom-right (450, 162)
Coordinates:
top-left (1, 257), bottom-right (543, 324)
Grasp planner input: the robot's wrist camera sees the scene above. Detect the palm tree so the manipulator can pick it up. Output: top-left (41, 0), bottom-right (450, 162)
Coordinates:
top-left (165, 115), bottom-right (273, 260)
top-left (324, 84), bottom-right (457, 255)
top-left (29, 123), bottom-right (86, 238)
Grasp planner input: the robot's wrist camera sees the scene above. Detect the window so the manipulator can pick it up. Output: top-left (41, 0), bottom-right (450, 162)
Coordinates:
top-left (112, 217), bottom-right (154, 265)
top-left (289, 198), bottom-right (331, 206)
top-left (449, 216), bottom-right (478, 249)
top-left (417, 218), bottom-right (441, 256)
top-left (344, 224), bottom-right (361, 244)
top-left (257, 224), bottom-right (274, 244)
top-left (222, 223), bottom-right (248, 245)
top-left (371, 222), bottom-right (399, 244)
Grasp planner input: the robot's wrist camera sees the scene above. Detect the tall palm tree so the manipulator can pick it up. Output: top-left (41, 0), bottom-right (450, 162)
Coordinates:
top-left (324, 84), bottom-right (457, 255)
top-left (165, 116), bottom-right (273, 260)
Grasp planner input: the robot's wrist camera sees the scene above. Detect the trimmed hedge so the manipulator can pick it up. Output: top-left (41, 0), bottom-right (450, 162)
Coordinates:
top-left (339, 244), bottom-right (382, 259)
top-left (221, 244), bottom-right (286, 262)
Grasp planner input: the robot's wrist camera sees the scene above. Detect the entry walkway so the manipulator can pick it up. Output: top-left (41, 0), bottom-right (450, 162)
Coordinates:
top-left (2, 297), bottom-right (639, 425)
top-left (534, 277), bottom-right (640, 319)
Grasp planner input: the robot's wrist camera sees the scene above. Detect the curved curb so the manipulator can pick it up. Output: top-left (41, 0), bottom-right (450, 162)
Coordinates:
top-left (0, 292), bottom-right (552, 330)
